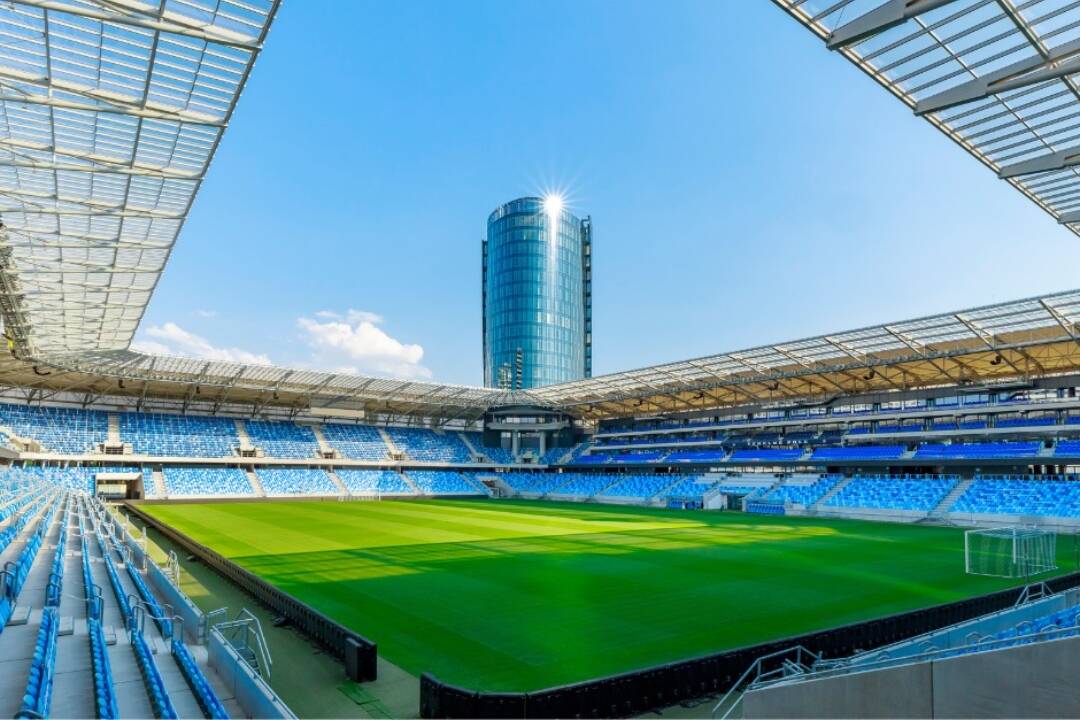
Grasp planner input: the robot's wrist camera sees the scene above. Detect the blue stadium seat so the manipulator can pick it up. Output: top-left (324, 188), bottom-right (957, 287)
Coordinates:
top-left (387, 428), bottom-right (472, 463)
top-left (811, 445), bottom-right (905, 461)
top-left (246, 420), bottom-right (320, 459)
top-left (826, 475), bottom-right (957, 511)
top-left (121, 412), bottom-right (238, 457)
top-left (322, 423), bottom-right (388, 460)
top-left (162, 467), bottom-right (253, 497)
top-left (915, 441), bottom-right (1041, 460)
top-left (406, 470), bottom-right (484, 495)
top-left (0, 402), bottom-right (108, 453)
top-left (336, 469), bottom-right (414, 495)
top-left (951, 475), bottom-right (1080, 517)
top-left (256, 467), bottom-right (338, 495)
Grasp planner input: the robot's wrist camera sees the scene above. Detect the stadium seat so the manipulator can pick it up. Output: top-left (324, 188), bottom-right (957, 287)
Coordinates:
top-left (162, 467), bottom-right (253, 497)
top-left (322, 423), bottom-right (389, 460)
top-left (825, 475), bottom-right (958, 512)
top-left (121, 412), bottom-right (239, 457)
top-left (336, 469), bottom-right (414, 495)
top-left (246, 420), bottom-right (320, 458)
top-left (387, 427), bottom-right (472, 463)
top-left (406, 470), bottom-right (484, 495)
top-left (256, 467), bottom-right (338, 496)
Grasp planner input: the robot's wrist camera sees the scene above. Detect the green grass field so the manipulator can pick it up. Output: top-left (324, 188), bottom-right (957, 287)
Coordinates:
top-left (141, 499), bottom-right (1062, 692)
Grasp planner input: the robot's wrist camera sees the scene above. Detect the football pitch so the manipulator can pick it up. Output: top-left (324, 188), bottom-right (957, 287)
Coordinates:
top-left (140, 499), bottom-right (1059, 692)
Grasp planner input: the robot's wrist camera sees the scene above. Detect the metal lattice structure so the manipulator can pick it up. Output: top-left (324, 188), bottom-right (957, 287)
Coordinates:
top-left (2, 288), bottom-right (1079, 421)
top-left (774, 0), bottom-right (1080, 234)
top-left (531, 288), bottom-right (1080, 419)
top-left (0, 0), bottom-right (280, 356)
top-left (4, 0), bottom-right (1080, 422)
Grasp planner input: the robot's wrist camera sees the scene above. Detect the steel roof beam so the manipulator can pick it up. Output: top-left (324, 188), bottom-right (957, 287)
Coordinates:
top-left (998, 146), bottom-right (1080, 179)
top-left (916, 37), bottom-right (1080, 116)
top-left (826, 0), bottom-right (962, 51)
top-left (9, 0), bottom-right (264, 50)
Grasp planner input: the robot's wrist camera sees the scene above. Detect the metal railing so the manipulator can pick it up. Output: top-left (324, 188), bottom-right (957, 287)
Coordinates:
top-left (711, 645), bottom-right (821, 719)
top-left (215, 608), bottom-right (273, 682)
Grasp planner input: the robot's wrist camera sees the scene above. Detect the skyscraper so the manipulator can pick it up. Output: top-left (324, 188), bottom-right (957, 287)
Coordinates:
top-left (483, 196), bottom-right (592, 389)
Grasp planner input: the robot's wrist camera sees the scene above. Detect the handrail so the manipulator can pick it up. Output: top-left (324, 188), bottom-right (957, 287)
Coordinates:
top-left (216, 608), bottom-right (273, 682)
top-left (711, 645), bottom-right (821, 719)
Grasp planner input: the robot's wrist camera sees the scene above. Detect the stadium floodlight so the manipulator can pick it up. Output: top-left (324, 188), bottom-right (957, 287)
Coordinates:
top-left (965, 527), bottom-right (1058, 579)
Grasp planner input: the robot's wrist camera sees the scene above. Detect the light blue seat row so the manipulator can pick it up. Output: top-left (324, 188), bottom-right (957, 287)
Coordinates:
top-left (662, 475), bottom-right (715, 500)
top-left (336, 469), bottom-right (413, 495)
top-left (163, 467), bottom-right (253, 497)
top-left (131, 628), bottom-right (179, 719)
top-left (915, 441), bottom-right (1041, 460)
top-left (601, 474), bottom-right (681, 498)
top-left (322, 423), bottom-right (388, 460)
top-left (812, 445), bottom-right (906, 461)
top-left (127, 559), bottom-right (173, 639)
top-left (17, 606), bottom-right (59, 719)
top-left (499, 472), bottom-right (575, 495)
top-left (387, 428), bottom-right (472, 463)
top-left (172, 638), bottom-right (229, 718)
top-left (666, 448), bottom-right (727, 463)
top-left (951, 475), bottom-right (1080, 517)
top-left (121, 412), bottom-right (239, 457)
top-left (768, 475), bottom-right (841, 506)
top-left (826, 475), bottom-right (957, 511)
top-left (547, 472), bottom-right (621, 497)
top-left (245, 420), bottom-right (320, 459)
top-left (729, 448), bottom-right (805, 462)
top-left (407, 470), bottom-right (483, 495)
top-left (256, 467), bottom-right (338, 495)
top-left (0, 402), bottom-right (108, 454)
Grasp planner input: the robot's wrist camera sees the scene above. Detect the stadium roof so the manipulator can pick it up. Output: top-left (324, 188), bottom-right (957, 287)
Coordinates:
top-left (5, 288), bottom-right (1080, 422)
top-left (531, 288), bottom-right (1080, 419)
top-left (774, 0), bottom-right (1080, 235)
top-left (4, 1), bottom-right (1080, 423)
top-left (0, 0), bottom-right (280, 356)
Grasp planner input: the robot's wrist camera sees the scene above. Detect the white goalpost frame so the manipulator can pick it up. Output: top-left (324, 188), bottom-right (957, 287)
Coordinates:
top-left (964, 526), bottom-right (1058, 579)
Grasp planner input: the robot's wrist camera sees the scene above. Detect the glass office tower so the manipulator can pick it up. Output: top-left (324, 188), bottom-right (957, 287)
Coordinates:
top-left (483, 196), bottom-right (592, 389)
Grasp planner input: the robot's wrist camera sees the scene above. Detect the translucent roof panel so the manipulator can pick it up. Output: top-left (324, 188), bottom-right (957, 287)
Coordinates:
top-left (0, 0), bottom-right (279, 355)
top-left (775, 0), bottom-right (1080, 234)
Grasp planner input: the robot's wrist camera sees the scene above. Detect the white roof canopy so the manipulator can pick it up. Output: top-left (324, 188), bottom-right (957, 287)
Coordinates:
top-left (0, 0), bottom-right (279, 356)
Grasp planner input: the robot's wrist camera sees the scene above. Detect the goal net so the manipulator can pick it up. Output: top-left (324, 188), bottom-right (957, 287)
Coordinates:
top-left (965, 527), bottom-right (1057, 578)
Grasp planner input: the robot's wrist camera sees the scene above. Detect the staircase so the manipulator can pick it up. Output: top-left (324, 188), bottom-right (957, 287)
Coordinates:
top-left (152, 470), bottom-right (167, 498)
top-left (107, 414), bottom-right (121, 444)
top-left (398, 471), bottom-right (421, 496)
top-left (378, 428), bottom-right (404, 458)
top-left (310, 425), bottom-right (333, 455)
top-left (235, 419), bottom-right (253, 451)
top-left (810, 475), bottom-right (852, 511)
top-left (650, 475), bottom-right (689, 500)
top-left (245, 469), bottom-right (266, 497)
top-left (929, 477), bottom-right (973, 518)
top-left (457, 432), bottom-right (487, 461)
top-left (327, 470), bottom-right (348, 496)
top-left (593, 475), bottom-right (627, 498)
top-left (761, 476), bottom-right (787, 500)
top-left (554, 441), bottom-right (589, 465)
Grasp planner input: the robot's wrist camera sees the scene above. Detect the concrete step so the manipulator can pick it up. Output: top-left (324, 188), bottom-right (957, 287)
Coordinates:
top-left (245, 468), bottom-right (266, 497)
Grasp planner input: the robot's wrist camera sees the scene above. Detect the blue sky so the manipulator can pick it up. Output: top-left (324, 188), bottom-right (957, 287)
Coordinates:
top-left (134, 1), bottom-right (1080, 386)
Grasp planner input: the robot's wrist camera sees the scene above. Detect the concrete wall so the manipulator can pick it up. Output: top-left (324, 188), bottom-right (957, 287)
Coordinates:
top-left (743, 635), bottom-right (1080, 719)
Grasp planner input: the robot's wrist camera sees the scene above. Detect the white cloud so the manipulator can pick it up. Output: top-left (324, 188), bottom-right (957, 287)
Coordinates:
top-left (132, 322), bottom-right (272, 366)
top-left (297, 309), bottom-right (431, 380)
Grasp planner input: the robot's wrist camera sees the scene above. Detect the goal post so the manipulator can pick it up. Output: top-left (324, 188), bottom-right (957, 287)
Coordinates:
top-left (965, 527), bottom-right (1057, 578)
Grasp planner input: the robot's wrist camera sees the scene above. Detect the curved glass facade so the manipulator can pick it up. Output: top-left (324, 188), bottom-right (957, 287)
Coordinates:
top-left (483, 197), bottom-right (592, 389)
